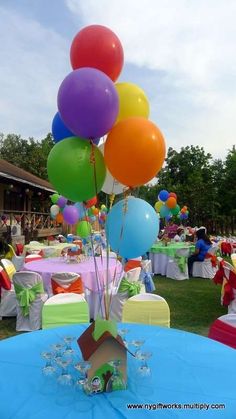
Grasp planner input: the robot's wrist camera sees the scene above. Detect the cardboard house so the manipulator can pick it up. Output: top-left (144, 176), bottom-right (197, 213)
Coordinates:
top-left (77, 320), bottom-right (132, 393)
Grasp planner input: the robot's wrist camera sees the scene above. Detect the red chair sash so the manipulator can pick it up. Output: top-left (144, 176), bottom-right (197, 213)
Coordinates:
top-left (208, 318), bottom-right (236, 349)
top-left (205, 253), bottom-right (217, 267)
top-left (0, 268), bottom-right (11, 291)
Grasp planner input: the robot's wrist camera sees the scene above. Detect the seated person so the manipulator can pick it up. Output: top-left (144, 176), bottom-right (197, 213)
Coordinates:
top-left (187, 227), bottom-right (212, 277)
top-left (164, 220), bottom-right (179, 239)
top-left (173, 227), bottom-right (186, 242)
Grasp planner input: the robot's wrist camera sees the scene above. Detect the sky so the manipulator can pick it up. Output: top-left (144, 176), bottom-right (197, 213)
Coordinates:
top-left (0, 0), bottom-right (236, 160)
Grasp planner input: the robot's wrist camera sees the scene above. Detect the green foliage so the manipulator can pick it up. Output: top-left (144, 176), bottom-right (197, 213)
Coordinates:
top-left (139, 145), bottom-right (236, 229)
top-left (0, 132), bottom-right (54, 180)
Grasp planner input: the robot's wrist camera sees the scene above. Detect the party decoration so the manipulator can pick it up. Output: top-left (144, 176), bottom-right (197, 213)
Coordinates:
top-left (50, 193), bottom-right (59, 204)
top-left (85, 196), bottom-right (97, 208)
top-left (56, 212), bottom-right (64, 224)
top-left (106, 197), bottom-right (159, 258)
top-left (99, 144), bottom-right (126, 195)
top-left (47, 137), bottom-right (106, 202)
top-left (50, 204), bottom-right (60, 217)
top-left (70, 25), bottom-right (124, 82)
top-left (166, 197), bottom-right (177, 209)
top-left (76, 221), bottom-right (92, 238)
top-left (63, 205), bottom-right (79, 225)
top-left (158, 190), bottom-right (169, 202)
top-left (51, 112), bottom-right (75, 143)
top-left (115, 82), bottom-right (149, 123)
top-left (170, 204), bottom-right (180, 216)
top-left (57, 68), bottom-right (119, 139)
top-left (154, 201), bottom-right (163, 213)
top-left (57, 196), bottom-right (68, 208)
top-left (160, 205), bottom-right (171, 219)
top-left (169, 192), bottom-right (177, 200)
top-left (74, 202), bottom-right (87, 219)
top-left (104, 117), bottom-right (166, 187)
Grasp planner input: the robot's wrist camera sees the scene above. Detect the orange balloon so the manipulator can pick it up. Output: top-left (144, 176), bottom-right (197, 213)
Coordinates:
top-left (56, 212), bottom-right (64, 224)
top-left (93, 208), bottom-right (99, 216)
top-left (166, 197), bottom-right (177, 209)
top-left (104, 117), bottom-right (166, 187)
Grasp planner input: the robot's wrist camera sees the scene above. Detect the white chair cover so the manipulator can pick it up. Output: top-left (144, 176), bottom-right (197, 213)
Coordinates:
top-left (109, 267), bottom-right (144, 322)
top-left (192, 245), bottom-right (218, 279)
top-left (51, 272), bottom-right (81, 287)
top-left (0, 286), bottom-right (17, 318)
top-left (44, 293), bottom-right (85, 305)
top-left (218, 313), bottom-right (236, 326)
top-left (141, 259), bottom-right (152, 274)
top-left (13, 271), bottom-right (48, 332)
top-left (11, 255), bottom-right (24, 271)
top-left (166, 248), bottom-right (189, 280)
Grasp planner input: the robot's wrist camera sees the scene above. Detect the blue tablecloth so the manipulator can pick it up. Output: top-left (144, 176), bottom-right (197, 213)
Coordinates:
top-left (0, 323), bottom-right (236, 418)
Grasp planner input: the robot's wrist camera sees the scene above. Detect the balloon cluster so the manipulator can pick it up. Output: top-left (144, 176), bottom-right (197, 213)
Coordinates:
top-left (49, 193), bottom-right (109, 238)
top-left (47, 24), bottom-right (166, 258)
top-left (154, 190), bottom-right (189, 221)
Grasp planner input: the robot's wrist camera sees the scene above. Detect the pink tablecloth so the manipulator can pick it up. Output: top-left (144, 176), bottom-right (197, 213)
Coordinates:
top-left (24, 257), bottom-right (123, 294)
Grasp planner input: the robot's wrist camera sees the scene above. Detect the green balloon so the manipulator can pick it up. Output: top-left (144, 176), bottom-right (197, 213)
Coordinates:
top-left (50, 193), bottom-right (59, 204)
top-left (170, 204), bottom-right (180, 215)
top-left (76, 221), bottom-right (92, 238)
top-left (47, 137), bottom-right (106, 202)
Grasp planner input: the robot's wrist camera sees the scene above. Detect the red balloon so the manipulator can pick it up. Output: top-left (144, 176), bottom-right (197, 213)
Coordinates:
top-left (84, 196), bottom-right (97, 208)
top-left (169, 192), bottom-right (177, 199)
top-left (70, 25), bottom-right (124, 82)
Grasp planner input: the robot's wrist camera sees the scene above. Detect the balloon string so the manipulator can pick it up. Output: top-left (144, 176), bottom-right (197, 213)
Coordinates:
top-left (107, 190), bottom-right (130, 316)
top-left (90, 140), bottom-right (109, 319)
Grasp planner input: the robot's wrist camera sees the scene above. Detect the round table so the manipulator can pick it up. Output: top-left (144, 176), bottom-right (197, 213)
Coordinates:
top-left (24, 257), bottom-right (123, 319)
top-left (24, 257), bottom-right (123, 294)
top-left (0, 323), bottom-right (235, 418)
top-left (24, 243), bottom-right (71, 258)
top-left (149, 242), bottom-right (195, 275)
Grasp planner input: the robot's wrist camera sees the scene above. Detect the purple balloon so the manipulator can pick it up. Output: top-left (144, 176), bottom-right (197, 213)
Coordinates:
top-left (57, 68), bottom-right (119, 139)
top-left (63, 205), bottom-right (79, 225)
top-left (57, 196), bottom-right (68, 208)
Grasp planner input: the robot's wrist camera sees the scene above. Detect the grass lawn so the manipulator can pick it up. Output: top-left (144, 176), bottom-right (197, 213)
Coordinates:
top-left (0, 275), bottom-right (226, 340)
top-left (154, 276), bottom-right (226, 336)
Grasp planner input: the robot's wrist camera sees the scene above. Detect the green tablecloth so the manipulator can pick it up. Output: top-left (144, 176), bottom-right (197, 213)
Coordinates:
top-left (150, 242), bottom-right (195, 257)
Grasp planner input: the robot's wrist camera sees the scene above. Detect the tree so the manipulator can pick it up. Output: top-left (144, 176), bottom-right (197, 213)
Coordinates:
top-left (0, 133), bottom-right (54, 179)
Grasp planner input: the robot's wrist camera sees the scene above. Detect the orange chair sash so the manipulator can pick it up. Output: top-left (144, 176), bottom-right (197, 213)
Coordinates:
top-left (51, 277), bottom-right (84, 295)
top-left (124, 260), bottom-right (142, 272)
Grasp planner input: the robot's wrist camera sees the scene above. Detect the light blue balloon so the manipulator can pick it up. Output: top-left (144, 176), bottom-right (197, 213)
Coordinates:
top-left (74, 202), bottom-right (87, 219)
top-left (160, 205), bottom-right (171, 219)
top-left (106, 197), bottom-right (159, 259)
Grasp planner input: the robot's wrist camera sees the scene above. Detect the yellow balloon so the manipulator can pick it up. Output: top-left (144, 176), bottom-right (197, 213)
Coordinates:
top-left (154, 201), bottom-right (163, 213)
top-left (115, 82), bottom-right (150, 123)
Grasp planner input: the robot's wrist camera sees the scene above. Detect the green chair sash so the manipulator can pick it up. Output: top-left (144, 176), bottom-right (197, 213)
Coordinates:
top-left (118, 278), bottom-right (141, 297)
top-left (14, 282), bottom-right (44, 316)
